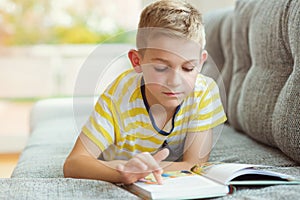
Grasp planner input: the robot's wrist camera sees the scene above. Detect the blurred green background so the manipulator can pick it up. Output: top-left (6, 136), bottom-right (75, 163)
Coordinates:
top-left (0, 0), bottom-right (137, 45)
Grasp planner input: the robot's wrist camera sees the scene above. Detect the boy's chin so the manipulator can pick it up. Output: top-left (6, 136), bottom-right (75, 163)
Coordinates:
top-left (160, 100), bottom-right (182, 110)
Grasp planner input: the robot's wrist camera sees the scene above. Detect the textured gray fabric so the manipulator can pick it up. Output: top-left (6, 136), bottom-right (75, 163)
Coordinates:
top-left (0, 178), bottom-right (139, 200)
top-left (226, 0), bottom-right (300, 163)
top-left (220, 185), bottom-right (300, 200)
top-left (210, 126), bottom-right (298, 167)
top-left (203, 7), bottom-right (234, 113)
top-left (227, 0), bottom-right (258, 131)
top-left (211, 126), bottom-right (300, 199)
top-left (238, 0), bottom-right (293, 146)
top-left (10, 117), bottom-right (300, 199)
top-left (272, 0), bottom-right (300, 163)
top-left (11, 118), bottom-right (79, 178)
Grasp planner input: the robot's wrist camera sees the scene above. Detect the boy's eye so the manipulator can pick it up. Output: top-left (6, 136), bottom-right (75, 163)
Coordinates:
top-left (183, 67), bottom-right (194, 72)
top-left (154, 66), bottom-right (168, 72)
top-left (183, 65), bottom-right (196, 72)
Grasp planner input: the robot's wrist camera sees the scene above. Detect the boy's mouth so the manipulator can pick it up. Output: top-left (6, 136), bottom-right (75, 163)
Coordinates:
top-left (162, 92), bottom-right (183, 97)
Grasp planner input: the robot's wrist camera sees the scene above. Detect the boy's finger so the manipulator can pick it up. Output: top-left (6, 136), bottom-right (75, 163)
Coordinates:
top-left (152, 169), bottom-right (163, 185)
top-left (153, 148), bottom-right (169, 162)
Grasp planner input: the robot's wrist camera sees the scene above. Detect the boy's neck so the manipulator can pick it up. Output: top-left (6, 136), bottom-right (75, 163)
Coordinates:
top-left (141, 80), bottom-right (180, 130)
top-left (146, 95), bottom-right (179, 130)
top-left (149, 104), bottom-right (175, 131)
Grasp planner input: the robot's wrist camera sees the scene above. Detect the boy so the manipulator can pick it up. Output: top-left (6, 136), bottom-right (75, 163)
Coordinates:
top-left (64, 0), bottom-right (226, 185)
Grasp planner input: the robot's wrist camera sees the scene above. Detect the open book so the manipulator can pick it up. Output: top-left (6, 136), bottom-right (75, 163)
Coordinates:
top-left (124, 162), bottom-right (300, 200)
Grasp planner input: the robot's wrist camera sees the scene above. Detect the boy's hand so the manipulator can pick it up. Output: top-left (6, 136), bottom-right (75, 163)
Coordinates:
top-left (116, 148), bottom-right (169, 185)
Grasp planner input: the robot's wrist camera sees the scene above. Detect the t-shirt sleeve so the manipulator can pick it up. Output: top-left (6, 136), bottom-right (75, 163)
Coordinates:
top-left (81, 93), bottom-right (115, 152)
top-left (187, 78), bottom-right (227, 132)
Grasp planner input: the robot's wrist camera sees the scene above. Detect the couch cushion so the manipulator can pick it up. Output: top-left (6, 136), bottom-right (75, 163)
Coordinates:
top-left (0, 178), bottom-right (138, 199)
top-left (12, 113), bottom-right (299, 178)
top-left (203, 7), bottom-right (234, 113)
top-left (272, 0), bottom-right (300, 163)
top-left (11, 96), bottom-right (300, 199)
top-left (229, 0), bottom-right (300, 163)
top-left (30, 97), bottom-right (94, 132)
top-left (11, 117), bottom-right (79, 178)
top-left (11, 117), bottom-right (300, 199)
top-left (227, 0), bottom-right (258, 131)
top-left (210, 125), bottom-right (298, 167)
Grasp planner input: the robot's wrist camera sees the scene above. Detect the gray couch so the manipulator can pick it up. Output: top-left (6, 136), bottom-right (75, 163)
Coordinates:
top-left (2, 0), bottom-right (299, 199)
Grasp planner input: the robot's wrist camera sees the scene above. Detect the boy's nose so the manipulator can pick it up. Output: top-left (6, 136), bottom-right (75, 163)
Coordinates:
top-left (166, 69), bottom-right (182, 87)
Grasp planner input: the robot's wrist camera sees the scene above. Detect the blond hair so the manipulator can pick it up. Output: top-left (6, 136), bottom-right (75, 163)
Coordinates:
top-left (137, 0), bottom-right (206, 50)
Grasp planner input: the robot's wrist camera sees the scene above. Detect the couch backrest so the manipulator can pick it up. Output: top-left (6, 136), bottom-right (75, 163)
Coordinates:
top-left (204, 0), bottom-right (300, 163)
top-left (203, 7), bottom-right (234, 114)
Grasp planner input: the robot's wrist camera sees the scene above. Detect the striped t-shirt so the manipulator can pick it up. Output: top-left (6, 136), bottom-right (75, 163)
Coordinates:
top-left (82, 69), bottom-right (227, 161)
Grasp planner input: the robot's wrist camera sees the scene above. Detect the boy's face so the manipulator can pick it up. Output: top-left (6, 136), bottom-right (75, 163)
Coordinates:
top-left (130, 36), bottom-right (207, 110)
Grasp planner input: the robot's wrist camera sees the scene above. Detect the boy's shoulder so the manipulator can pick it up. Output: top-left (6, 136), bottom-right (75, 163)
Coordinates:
top-left (117, 69), bottom-right (136, 79)
top-left (103, 69), bottom-right (141, 96)
top-left (110, 69), bottom-right (139, 85)
top-left (195, 74), bottom-right (218, 91)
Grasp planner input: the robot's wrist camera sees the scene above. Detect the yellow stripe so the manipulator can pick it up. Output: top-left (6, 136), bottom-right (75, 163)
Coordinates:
top-left (107, 69), bottom-right (132, 96)
top-left (198, 80), bottom-right (216, 103)
top-left (199, 91), bottom-right (211, 109)
top-left (101, 93), bottom-right (121, 121)
top-left (101, 93), bottom-right (112, 106)
top-left (129, 87), bottom-right (143, 102)
top-left (90, 116), bottom-right (113, 144)
top-left (174, 118), bottom-right (188, 129)
top-left (121, 107), bottom-right (148, 119)
top-left (197, 105), bottom-right (224, 120)
top-left (94, 102), bottom-right (114, 126)
top-left (82, 126), bottom-right (105, 150)
top-left (117, 150), bottom-right (133, 159)
top-left (188, 115), bottom-right (227, 132)
top-left (123, 142), bottom-right (157, 153)
top-left (201, 93), bottom-right (221, 110)
top-left (180, 103), bottom-right (197, 115)
top-left (100, 94), bottom-right (123, 144)
top-left (193, 91), bottom-right (204, 98)
top-left (114, 123), bottom-right (123, 144)
top-left (124, 133), bottom-right (163, 145)
top-left (117, 75), bottom-right (136, 103)
top-left (124, 121), bottom-right (154, 133)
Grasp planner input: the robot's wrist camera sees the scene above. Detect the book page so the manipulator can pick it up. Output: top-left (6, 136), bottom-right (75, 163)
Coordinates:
top-left (192, 162), bottom-right (256, 184)
top-left (191, 162), bottom-right (297, 185)
top-left (128, 171), bottom-right (229, 199)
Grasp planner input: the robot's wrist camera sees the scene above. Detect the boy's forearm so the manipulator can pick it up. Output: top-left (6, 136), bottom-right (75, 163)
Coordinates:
top-left (160, 158), bottom-right (209, 172)
top-left (64, 155), bottom-right (126, 183)
top-left (160, 161), bottom-right (194, 171)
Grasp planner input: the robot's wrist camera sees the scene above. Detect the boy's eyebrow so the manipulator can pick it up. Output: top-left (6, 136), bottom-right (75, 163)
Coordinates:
top-left (150, 57), bottom-right (198, 65)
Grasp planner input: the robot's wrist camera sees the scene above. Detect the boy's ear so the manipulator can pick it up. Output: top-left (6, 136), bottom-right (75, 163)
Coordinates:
top-left (200, 50), bottom-right (208, 65)
top-left (128, 49), bottom-right (142, 73)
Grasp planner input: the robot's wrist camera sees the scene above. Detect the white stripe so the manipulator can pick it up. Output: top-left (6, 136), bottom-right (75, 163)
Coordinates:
top-left (96, 97), bottom-right (113, 116)
top-left (203, 87), bottom-right (219, 102)
top-left (85, 120), bottom-right (110, 148)
top-left (189, 110), bottom-right (225, 128)
top-left (112, 71), bottom-right (136, 99)
top-left (123, 139), bottom-right (161, 151)
top-left (199, 98), bottom-right (222, 114)
top-left (168, 133), bottom-right (187, 143)
top-left (119, 85), bottom-right (143, 113)
top-left (122, 129), bottom-right (165, 142)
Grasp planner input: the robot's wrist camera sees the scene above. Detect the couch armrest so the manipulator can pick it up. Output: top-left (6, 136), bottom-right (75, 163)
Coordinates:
top-left (29, 97), bottom-right (95, 132)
